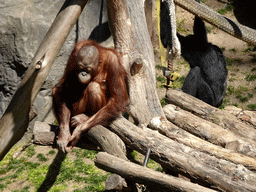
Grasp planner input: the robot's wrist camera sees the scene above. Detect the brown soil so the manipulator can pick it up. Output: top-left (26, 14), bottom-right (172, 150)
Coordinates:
top-left (154, 0), bottom-right (256, 109)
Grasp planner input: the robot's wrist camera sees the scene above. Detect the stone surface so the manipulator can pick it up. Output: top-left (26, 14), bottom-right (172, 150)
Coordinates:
top-left (0, 0), bottom-right (113, 122)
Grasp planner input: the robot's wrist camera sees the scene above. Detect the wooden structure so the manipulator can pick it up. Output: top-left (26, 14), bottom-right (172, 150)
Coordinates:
top-left (1, 0), bottom-right (256, 191)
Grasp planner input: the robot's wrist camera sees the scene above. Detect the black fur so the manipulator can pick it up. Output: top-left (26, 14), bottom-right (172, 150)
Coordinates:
top-left (160, 0), bottom-right (227, 107)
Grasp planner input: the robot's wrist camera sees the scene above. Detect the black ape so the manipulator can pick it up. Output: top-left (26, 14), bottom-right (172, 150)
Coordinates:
top-left (160, 1), bottom-right (227, 107)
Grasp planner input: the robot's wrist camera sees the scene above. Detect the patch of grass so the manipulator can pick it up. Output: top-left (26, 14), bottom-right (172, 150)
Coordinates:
top-left (219, 99), bottom-right (230, 109)
top-left (226, 57), bottom-right (234, 66)
top-left (217, 2), bottom-right (233, 14)
top-left (236, 92), bottom-right (253, 103)
top-left (226, 57), bottom-right (243, 66)
top-left (156, 75), bottom-right (165, 83)
top-left (235, 86), bottom-right (249, 95)
top-left (229, 78), bottom-right (236, 82)
top-left (160, 97), bottom-right (166, 107)
top-left (27, 164), bottom-right (49, 187)
top-left (242, 44), bottom-right (253, 54)
top-left (155, 64), bottom-right (162, 70)
top-left (177, 18), bottom-right (186, 33)
top-left (71, 148), bottom-right (97, 159)
top-left (49, 184), bottom-right (67, 192)
top-left (130, 150), bottom-right (139, 160)
top-left (48, 150), bottom-right (56, 155)
top-left (250, 54), bottom-right (256, 63)
top-left (0, 145), bottom-right (108, 192)
top-left (245, 74), bottom-right (256, 81)
top-left (156, 75), bottom-right (166, 88)
top-left (232, 103), bottom-right (239, 107)
top-left (226, 85), bottom-right (235, 95)
top-left (206, 26), bottom-right (213, 34)
top-left (220, 47), bottom-right (226, 51)
top-left (247, 104), bottom-right (256, 110)
top-left (236, 94), bottom-right (248, 102)
top-left (229, 48), bottom-right (238, 53)
top-left (37, 153), bottom-right (48, 162)
top-left (154, 48), bottom-right (159, 56)
top-left (25, 145), bottom-right (35, 158)
top-left (234, 68), bottom-right (240, 72)
top-left (53, 119), bottom-right (59, 125)
top-left (251, 67), bottom-right (256, 72)
top-left (172, 75), bottom-right (185, 89)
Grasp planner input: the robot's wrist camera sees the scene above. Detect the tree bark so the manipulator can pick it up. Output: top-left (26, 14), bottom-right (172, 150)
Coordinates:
top-left (95, 152), bottom-right (217, 192)
top-left (109, 117), bottom-right (256, 192)
top-left (149, 116), bottom-right (256, 171)
top-left (107, 0), bottom-right (164, 125)
top-left (33, 121), bottom-right (127, 159)
top-left (162, 104), bottom-right (256, 158)
top-left (166, 89), bottom-right (256, 141)
top-left (0, 0), bottom-right (88, 161)
top-left (225, 106), bottom-right (256, 127)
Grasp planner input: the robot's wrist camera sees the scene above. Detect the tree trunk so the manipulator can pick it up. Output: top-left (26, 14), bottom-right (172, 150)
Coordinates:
top-left (107, 0), bottom-right (164, 125)
top-left (95, 152), bottom-right (217, 192)
top-left (109, 117), bottom-right (256, 192)
top-left (33, 121), bottom-right (127, 160)
top-left (0, 0), bottom-right (88, 161)
top-left (149, 116), bottom-right (256, 171)
top-left (224, 106), bottom-right (256, 127)
top-left (166, 89), bottom-right (256, 141)
top-left (162, 104), bottom-right (256, 158)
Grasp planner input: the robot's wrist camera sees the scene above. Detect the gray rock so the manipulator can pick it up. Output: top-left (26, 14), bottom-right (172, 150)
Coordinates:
top-left (0, 0), bottom-right (113, 122)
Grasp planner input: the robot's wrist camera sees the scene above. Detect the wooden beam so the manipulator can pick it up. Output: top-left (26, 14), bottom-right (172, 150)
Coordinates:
top-left (95, 152), bottom-right (217, 192)
top-left (0, 0), bottom-right (88, 161)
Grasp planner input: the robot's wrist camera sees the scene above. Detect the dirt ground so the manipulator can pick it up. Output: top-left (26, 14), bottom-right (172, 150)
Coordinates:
top-left (154, 0), bottom-right (256, 109)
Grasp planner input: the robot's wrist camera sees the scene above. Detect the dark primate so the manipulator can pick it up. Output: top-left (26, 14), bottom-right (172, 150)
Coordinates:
top-left (160, 0), bottom-right (227, 107)
top-left (52, 40), bottom-right (129, 153)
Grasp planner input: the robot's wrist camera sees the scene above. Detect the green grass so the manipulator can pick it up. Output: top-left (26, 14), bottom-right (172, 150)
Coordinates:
top-left (245, 74), bottom-right (256, 81)
top-left (0, 145), bottom-right (108, 192)
top-left (226, 85), bottom-right (235, 95)
top-left (217, 1), bottom-right (233, 14)
top-left (160, 97), bottom-right (166, 107)
top-left (247, 104), bottom-right (256, 110)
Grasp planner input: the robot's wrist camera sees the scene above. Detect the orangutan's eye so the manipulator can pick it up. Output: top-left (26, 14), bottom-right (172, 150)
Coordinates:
top-left (85, 67), bottom-right (93, 73)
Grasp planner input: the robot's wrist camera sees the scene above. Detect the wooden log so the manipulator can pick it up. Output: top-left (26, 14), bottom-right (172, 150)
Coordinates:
top-left (0, 0), bottom-right (88, 161)
top-left (225, 106), bottom-right (256, 127)
top-left (33, 121), bottom-right (126, 159)
top-left (109, 117), bottom-right (256, 192)
top-left (149, 116), bottom-right (256, 171)
top-left (107, 0), bottom-right (165, 125)
top-left (95, 152), bottom-right (217, 192)
top-left (165, 89), bottom-right (256, 141)
top-left (162, 104), bottom-right (256, 158)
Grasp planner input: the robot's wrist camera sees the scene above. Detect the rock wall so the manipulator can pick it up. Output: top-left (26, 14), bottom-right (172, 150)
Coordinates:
top-left (0, 0), bottom-right (112, 123)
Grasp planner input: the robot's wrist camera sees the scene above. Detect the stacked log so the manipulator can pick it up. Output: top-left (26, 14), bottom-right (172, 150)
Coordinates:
top-left (33, 89), bottom-right (256, 191)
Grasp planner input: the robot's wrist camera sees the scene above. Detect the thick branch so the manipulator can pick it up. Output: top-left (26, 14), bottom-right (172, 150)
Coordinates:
top-left (95, 152), bottom-right (217, 192)
top-left (109, 117), bottom-right (256, 192)
top-left (32, 121), bottom-right (127, 160)
top-left (107, 0), bottom-right (164, 125)
top-left (166, 90), bottom-right (256, 142)
top-left (149, 116), bottom-right (256, 171)
top-left (225, 106), bottom-right (256, 127)
top-left (162, 104), bottom-right (256, 158)
top-left (0, 0), bottom-right (88, 160)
